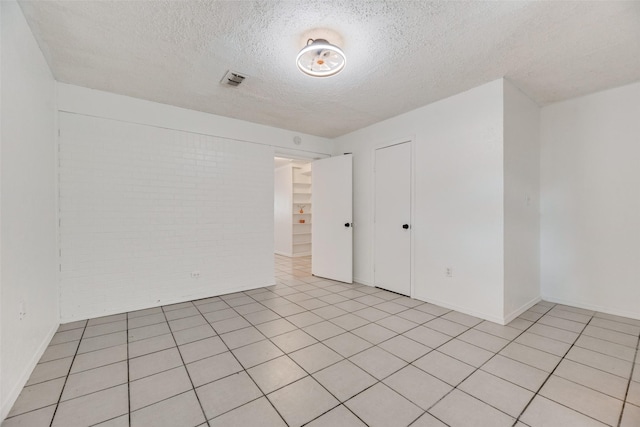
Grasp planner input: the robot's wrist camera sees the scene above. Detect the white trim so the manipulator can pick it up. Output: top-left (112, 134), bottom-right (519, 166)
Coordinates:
top-left (1, 322), bottom-right (59, 421)
top-left (503, 296), bottom-right (541, 325)
top-left (371, 137), bottom-right (414, 297)
top-left (414, 294), bottom-right (506, 325)
top-left (354, 277), bottom-right (374, 287)
top-left (541, 295), bottom-right (640, 321)
top-left (59, 280), bottom-right (276, 323)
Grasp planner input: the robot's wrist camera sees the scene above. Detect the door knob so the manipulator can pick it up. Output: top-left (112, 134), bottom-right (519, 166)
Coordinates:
top-left (402, 224), bottom-right (409, 229)
top-left (345, 223), bottom-right (351, 228)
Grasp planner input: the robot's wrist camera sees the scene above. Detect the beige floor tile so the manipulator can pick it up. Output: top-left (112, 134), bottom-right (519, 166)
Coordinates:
top-left (458, 369), bottom-right (534, 417)
top-left (377, 335), bottom-right (431, 362)
top-left (232, 339), bottom-right (284, 368)
top-left (305, 405), bottom-right (366, 427)
top-left (129, 347), bottom-right (184, 381)
top-left (186, 351), bottom-right (243, 387)
top-left (582, 324), bottom-right (639, 347)
top-left (173, 324), bottom-right (216, 345)
top-left (345, 383), bottom-right (423, 427)
top-left (247, 355), bottom-right (307, 394)
top-left (565, 346), bottom-right (632, 378)
top-left (270, 329), bottom-right (317, 353)
top-left (26, 357), bottom-right (73, 386)
top-left (521, 395), bottom-right (607, 427)
top-left (627, 381), bottom-right (640, 407)
top-left (554, 359), bottom-right (629, 400)
top-left (403, 325), bottom-right (450, 348)
top-left (268, 376), bottom-right (339, 427)
top-left (383, 365), bottom-right (452, 410)
top-left (197, 372), bottom-right (262, 420)
top-left (289, 343), bottom-right (343, 373)
top-left (61, 361), bottom-right (127, 401)
top-left (424, 318), bottom-right (469, 337)
top-left (51, 384), bottom-right (128, 427)
top-left (179, 336), bottom-right (227, 364)
top-left (438, 339), bottom-right (493, 367)
top-left (410, 412), bottom-right (448, 427)
top-left (220, 327), bottom-right (266, 349)
top-left (131, 390), bottom-right (205, 427)
top-left (527, 323), bottom-right (579, 344)
top-left (413, 350), bottom-right (475, 387)
top-left (475, 321), bottom-right (522, 340)
top-left (515, 332), bottom-right (571, 357)
top-left (575, 334), bottom-right (636, 361)
top-left (8, 378), bottom-right (65, 418)
top-left (330, 313), bottom-right (370, 331)
top-left (457, 328), bottom-right (509, 352)
top-left (620, 403), bottom-right (640, 427)
top-left (442, 311), bottom-right (483, 327)
top-left (1, 405), bottom-right (56, 427)
top-left (303, 321), bottom-right (347, 341)
top-left (130, 365), bottom-right (192, 410)
top-left (208, 397), bottom-right (286, 427)
top-left (349, 346), bottom-right (406, 380)
top-left (499, 342), bottom-right (561, 372)
top-left (323, 332), bottom-right (372, 358)
top-left (539, 375), bottom-right (622, 425)
top-left (430, 389), bottom-right (515, 427)
top-left (481, 354), bottom-right (548, 392)
top-left (128, 333), bottom-right (175, 358)
top-left (313, 359), bottom-right (377, 401)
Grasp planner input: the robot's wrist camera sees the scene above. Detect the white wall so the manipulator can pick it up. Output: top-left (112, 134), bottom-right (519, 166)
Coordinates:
top-left (334, 80), bottom-right (507, 323)
top-left (1, 1), bottom-right (58, 419)
top-left (56, 85), bottom-right (332, 322)
top-left (503, 80), bottom-right (541, 321)
top-left (274, 165), bottom-right (293, 256)
top-left (57, 83), bottom-right (333, 156)
top-left (540, 82), bottom-right (640, 320)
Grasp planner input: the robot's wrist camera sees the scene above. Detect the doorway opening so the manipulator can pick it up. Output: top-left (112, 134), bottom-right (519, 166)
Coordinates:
top-left (274, 157), bottom-right (313, 272)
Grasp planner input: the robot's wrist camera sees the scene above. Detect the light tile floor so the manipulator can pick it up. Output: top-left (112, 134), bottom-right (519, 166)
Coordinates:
top-left (3, 255), bottom-right (639, 426)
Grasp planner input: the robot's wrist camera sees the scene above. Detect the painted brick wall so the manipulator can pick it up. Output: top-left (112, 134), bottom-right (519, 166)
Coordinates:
top-left (58, 112), bottom-right (274, 321)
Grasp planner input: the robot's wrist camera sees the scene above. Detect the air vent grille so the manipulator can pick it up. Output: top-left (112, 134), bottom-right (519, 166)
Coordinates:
top-left (221, 70), bottom-right (246, 87)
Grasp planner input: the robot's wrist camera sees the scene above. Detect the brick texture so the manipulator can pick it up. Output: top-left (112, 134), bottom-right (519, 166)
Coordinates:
top-left (58, 113), bottom-right (274, 321)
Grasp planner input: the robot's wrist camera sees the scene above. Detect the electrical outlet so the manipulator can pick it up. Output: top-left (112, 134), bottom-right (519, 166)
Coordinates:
top-left (19, 301), bottom-right (26, 320)
top-left (191, 271), bottom-right (200, 279)
top-left (445, 267), bottom-right (453, 278)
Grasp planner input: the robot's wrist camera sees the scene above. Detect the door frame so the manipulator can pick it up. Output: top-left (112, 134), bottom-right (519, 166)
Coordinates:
top-left (372, 137), bottom-right (415, 298)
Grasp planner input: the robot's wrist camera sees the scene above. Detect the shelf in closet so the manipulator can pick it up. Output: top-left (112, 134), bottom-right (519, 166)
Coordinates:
top-left (293, 232), bottom-right (311, 235)
top-left (293, 241), bottom-right (312, 245)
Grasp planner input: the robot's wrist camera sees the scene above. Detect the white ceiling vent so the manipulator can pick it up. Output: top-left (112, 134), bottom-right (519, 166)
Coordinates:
top-left (221, 70), bottom-right (246, 87)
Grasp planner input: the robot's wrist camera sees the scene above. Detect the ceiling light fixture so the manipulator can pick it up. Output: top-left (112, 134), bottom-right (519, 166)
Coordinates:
top-left (296, 38), bottom-right (346, 78)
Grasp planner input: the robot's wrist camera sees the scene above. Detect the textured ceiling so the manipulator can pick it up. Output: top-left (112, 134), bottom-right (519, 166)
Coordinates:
top-left (19, 1), bottom-right (640, 138)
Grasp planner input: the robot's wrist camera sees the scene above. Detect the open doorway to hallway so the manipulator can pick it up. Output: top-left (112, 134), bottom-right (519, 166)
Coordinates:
top-left (274, 157), bottom-right (312, 260)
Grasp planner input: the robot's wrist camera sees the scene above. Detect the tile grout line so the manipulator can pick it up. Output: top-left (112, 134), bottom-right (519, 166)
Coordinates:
top-left (406, 302), bottom-right (558, 426)
top-left (617, 332), bottom-right (640, 427)
top-left (159, 303), bottom-right (212, 427)
top-left (512, 313), bottom-right (598, 426)
top-left (192, 299), bottom-right (292, 427)
top-left (48, 320), bottom-right (88, 427)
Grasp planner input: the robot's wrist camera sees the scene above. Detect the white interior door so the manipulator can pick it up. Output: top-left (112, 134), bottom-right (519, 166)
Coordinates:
top-left (375, 142), bottom-right (411, 295)
top-left (312, 154), bottom-right (353, 283)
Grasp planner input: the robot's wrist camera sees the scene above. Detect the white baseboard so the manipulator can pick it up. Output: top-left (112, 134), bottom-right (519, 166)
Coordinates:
top-left (413, 294), bottom-right (505, 325)
top-left (1, 321), bottom-right (59, 421)
top-left (59, 279), bottom-right (277, 323)
top-left (541, 295), bottom-right (640, 321)
top-left (503, 296), bottom-right (542, 325)
top-left (353, 277), bottom-right (373, 287)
